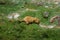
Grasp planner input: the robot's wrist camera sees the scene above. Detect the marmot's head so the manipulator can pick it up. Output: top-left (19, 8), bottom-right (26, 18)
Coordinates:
top-left (34, 18), bottom-right (40, 24)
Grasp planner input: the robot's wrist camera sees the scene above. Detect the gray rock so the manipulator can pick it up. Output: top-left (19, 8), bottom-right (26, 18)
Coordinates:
top-left (43, 11), bottom-right (49, 18)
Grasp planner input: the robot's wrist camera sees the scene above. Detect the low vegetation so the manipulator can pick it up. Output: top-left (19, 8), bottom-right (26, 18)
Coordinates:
top-left (0, 0), bottom-right (60, 40)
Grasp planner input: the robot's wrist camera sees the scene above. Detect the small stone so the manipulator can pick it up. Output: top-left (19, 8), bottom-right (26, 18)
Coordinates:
top-left (45, 6), bottom-right (49, 8)
top-left (43, 11), bottom-right (49, 18)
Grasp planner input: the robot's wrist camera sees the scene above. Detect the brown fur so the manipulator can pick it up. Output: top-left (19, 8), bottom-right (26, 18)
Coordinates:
top-left (22, 16), bottom-right (40, 24)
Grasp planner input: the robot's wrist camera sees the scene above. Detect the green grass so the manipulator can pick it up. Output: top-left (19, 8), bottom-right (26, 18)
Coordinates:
top-left (0, 1), bottom-right (60, 40)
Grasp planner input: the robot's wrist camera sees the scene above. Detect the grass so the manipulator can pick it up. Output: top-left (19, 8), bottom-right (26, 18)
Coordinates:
top-left (0, 1), bottom-right (60, 40)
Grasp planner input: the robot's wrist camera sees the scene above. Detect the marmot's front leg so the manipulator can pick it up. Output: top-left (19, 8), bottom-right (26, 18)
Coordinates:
top-left (25, 21), bottom-right (29, 24)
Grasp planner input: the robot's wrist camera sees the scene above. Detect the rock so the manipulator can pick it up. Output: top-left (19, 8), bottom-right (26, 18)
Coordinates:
top-left (43, 11), bottom-right (49, 18)
top-left (36, 2), bottom-right (44, 6)
top-left (50, 15), bottom-right (60, 26)
top-left (7, 13), bottom-right (20, 20)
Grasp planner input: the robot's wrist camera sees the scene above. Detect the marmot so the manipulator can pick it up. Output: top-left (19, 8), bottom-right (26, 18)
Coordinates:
top-left (22, 16), bottom-right (40, 24)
